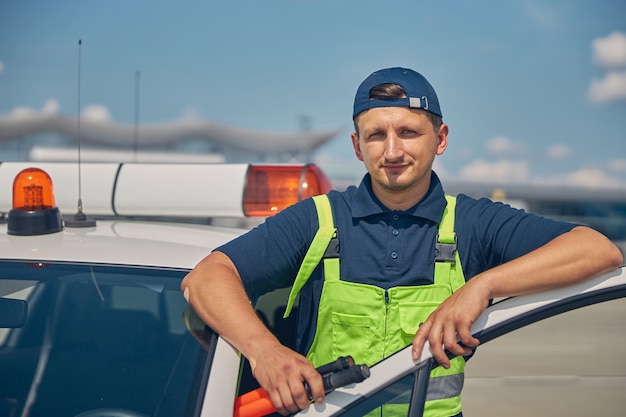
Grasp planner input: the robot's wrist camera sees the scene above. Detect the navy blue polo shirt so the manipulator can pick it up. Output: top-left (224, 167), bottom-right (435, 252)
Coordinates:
top-left (217, 172), bottom-right (576, 354)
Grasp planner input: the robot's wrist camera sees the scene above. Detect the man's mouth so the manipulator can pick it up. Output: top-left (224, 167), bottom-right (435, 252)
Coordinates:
top-left (383, 164), bottom-right (407, 172)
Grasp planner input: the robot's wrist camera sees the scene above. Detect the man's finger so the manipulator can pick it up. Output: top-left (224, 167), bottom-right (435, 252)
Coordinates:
top-left (288, 378), bottom-right (313, 411)
top-left (268, 387), bottom-right (289, 415)
top-left (303, 367), bottom-right (325, 404)
top-left (431, 322), bottom-right (452, 368)
top-left (456, 322), bottom-right (480, 350)
top-left (412, 320), bottom-right (430, 360)
top-left (422, 319), bottom-right (450, 368)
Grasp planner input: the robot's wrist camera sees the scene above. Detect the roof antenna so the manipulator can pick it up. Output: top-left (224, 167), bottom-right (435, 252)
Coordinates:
top-left (65, 38), bottom-right (96, 228)
top-left (133, 70), bottom-right (140, 162)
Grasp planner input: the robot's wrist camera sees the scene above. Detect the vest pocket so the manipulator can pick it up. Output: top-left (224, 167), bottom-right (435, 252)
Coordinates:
top-left (331, 312), bottom-right (377, 366)
top-left (398, 301), bottom-right (441, 346)
top-left (392, 284), bottom-right (452, 346)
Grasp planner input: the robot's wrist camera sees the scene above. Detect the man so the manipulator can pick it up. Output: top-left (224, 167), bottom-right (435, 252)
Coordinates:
top-left (181, 67), bottom-right (623, 416)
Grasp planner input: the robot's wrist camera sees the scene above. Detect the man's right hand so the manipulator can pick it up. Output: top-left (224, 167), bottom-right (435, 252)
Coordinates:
top-left (249, 343), bottom-right (325, 415)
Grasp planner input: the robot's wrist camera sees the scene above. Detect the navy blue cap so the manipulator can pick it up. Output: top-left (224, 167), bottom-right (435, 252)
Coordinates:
top-left (352, 67), bottom-right (442, 119)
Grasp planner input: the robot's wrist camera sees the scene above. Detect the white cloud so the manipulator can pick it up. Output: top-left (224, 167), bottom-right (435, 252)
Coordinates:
top-left (179, 106), bottom-right (200, 121)
top-left (82, 104), bottom-right (112, 122)
top-left (9, 106), bottom-right (35, 118)
top-left (588, 70), bottom-right (626, 104)
top-left (609, 159), bottom-right (626, 173)
top-left (0, 60), bottom-right (4, 74)
top-left (561, 168), bottom-right (622, 188)
top-left (592, 31), bottom-right (626, 68)
top-left (7, 99), bottom-right (60, 118)
top-left (5, 99), bottom-right (114, 122)
top-left (484, 136), bottom-right (526, 156)
top-left (459, 159), bottom-right (530, 182)
top-left (456, 159), bottom-right (626, 189)
top-left (41, 98), bottom-right (60, 115)
top-left (545, 143), bottom-right (572, 160)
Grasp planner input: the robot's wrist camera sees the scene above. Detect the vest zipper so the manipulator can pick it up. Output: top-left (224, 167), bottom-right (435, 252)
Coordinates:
top-left (383, 289), bottom-right (390, 357)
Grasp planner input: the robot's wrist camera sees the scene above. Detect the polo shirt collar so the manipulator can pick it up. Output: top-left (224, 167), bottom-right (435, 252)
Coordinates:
top-left (351, 171), bottom-right (447, 224)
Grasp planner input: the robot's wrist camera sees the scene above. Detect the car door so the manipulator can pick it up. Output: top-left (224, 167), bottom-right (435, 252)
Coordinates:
top-left (292, 266), bottom-right (626, 416)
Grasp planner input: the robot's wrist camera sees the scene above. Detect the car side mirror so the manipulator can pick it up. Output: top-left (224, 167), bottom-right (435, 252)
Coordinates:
top-left (0, 298), bottom-right (28, 328)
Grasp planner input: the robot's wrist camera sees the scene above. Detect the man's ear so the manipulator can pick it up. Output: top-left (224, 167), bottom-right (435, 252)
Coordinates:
top-left (436, 123), bottom-right (449, 156)
top-left (351, 132), bottom-right (364, 161)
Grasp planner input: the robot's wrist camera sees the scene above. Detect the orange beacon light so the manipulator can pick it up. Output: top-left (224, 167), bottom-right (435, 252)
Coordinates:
top-left (7, 167), bottom-right (64, 236)
top-left (243, 164), bottom-right (333, 217)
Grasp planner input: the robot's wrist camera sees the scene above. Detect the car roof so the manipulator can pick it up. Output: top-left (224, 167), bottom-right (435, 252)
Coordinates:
top-left (0, 219), bottom-right (246, 269)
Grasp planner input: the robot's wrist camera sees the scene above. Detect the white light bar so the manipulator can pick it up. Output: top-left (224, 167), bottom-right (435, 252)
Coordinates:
top-left (0, 162), bottom-right (248, 218)
top-left (114, 163), bottom-right (247, 217)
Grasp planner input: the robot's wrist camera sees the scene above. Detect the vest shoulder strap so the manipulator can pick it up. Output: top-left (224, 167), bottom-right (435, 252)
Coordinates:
top-left (284, 195), bottom-right (336, 317)
top-left (435, 195), bottom-right (466, 291)
top-left (436, 195), bottom-right (457, 261)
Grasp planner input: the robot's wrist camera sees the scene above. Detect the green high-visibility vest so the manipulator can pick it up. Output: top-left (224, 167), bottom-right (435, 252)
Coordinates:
top-left (285, 194), bottom-right (466, 417)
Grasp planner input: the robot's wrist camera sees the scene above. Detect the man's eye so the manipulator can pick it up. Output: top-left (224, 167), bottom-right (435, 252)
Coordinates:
top-left (400, 129), bottom-right (421, 138)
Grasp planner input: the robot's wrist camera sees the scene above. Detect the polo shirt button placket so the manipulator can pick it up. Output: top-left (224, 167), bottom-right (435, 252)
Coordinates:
top-left (390, 213), bottom-right (400, 261)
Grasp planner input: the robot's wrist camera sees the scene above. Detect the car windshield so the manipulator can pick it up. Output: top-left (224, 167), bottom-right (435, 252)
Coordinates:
top-left (0, 261), bottom-right (214, 417)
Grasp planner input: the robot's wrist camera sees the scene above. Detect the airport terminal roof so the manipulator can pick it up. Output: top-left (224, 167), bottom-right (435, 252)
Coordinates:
top-left (0, 113), bottom-right (341, 153)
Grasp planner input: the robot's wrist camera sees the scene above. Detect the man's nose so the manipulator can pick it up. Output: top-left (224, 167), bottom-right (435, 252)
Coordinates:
top-left (384, 133), bottom-right (403, 162)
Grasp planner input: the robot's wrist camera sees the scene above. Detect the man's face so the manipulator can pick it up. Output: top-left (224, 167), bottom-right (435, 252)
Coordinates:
top-left (351, 107), bottom-right (448, 200)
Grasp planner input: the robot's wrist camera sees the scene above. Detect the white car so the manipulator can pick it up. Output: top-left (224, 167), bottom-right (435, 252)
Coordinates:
top-left (1, 162), bottom-right (624, 417)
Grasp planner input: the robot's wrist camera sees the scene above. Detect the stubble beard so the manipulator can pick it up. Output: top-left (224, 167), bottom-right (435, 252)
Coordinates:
top-left (370, 156), bottom-right (435, 197)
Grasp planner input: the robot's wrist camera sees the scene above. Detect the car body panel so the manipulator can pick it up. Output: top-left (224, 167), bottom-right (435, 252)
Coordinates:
top-left (0, 221), bottom-right (246, 269)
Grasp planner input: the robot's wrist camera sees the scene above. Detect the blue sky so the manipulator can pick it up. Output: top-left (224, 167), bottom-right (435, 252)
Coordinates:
top-left (1, 0), bottom-right (625, 188)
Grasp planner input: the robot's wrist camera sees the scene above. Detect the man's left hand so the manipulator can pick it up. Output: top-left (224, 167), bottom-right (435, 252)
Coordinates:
top-left (411, 280), bottom-right (487, 367)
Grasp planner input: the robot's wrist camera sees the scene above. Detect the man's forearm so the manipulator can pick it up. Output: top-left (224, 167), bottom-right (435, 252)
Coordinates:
top-left (181, 251), bottom-right (281, 361)
top-left (478, 225), bottom-right (623, 300)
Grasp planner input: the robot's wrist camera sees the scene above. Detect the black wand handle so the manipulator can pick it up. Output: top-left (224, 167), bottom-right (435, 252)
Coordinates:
top-left (305, 356), bottom-right (370, 398)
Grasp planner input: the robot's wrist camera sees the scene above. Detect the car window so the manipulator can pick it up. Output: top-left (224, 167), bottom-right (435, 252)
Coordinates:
top-left (336, 357), bottom-right (434, 417)
top-left (339, 373), bottom-right (414, 417)
top-left (463, 297), bottom-right (626, 417)
top-left (0, 261), bottom-right (215, 417)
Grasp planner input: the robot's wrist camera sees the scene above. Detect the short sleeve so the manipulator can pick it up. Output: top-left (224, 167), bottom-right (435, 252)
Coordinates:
top-left (456, 195), bottom-right (579, 279)
top-left (215, 197), bottom-right (319, 300)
